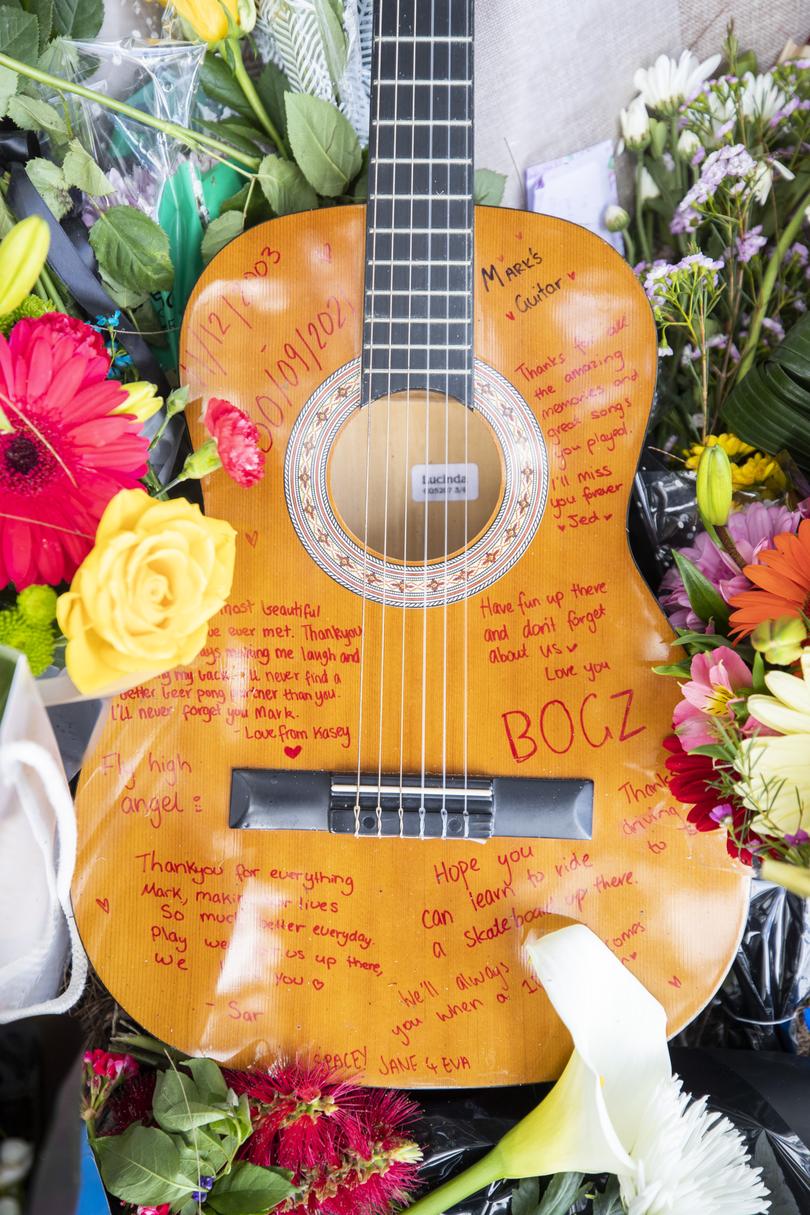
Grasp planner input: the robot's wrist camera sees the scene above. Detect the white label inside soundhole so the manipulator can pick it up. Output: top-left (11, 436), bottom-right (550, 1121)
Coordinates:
top-left (411, 463), bottom-right (479, 502)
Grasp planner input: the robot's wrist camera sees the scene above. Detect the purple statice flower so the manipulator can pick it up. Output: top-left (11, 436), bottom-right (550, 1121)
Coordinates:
top-left (681, 333), bottom-right (740, 365)
top-left (659, 500), bottom-right (803, 629)
top-left (735, 224), bottom-right (767, 263)
top-left (761, 316), bottom-right (786, 342)
top-left (785, 829), bottom-right (810, 846)
top-left (784, 242), bottom-right (809, 267)
top-left (770, 97), bottom-right (801, 125)
top-left (671, 143), bottom-right (758, 233)
top-left (691, 145), bottom-right (706, 167)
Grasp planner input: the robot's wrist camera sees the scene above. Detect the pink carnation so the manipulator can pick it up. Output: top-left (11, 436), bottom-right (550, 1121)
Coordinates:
top-left (660, 500), bottom-right (803, 630)
top-left (0, 315), bottom-right (148, 589)
top-left (204, 397), bottom-right (265, 488)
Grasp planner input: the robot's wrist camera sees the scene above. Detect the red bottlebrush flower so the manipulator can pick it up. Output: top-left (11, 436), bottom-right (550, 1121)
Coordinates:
top-left (663, 733), bottom-right (762, 864)
top-left (229, 1063), bottom-right (422, 1215)
top-left (0, 316), bottom-right (148, 588)
top-left (99, 1070), bottom-right (156, 1136)
top-left (204, 396), bottom-right (265, 487)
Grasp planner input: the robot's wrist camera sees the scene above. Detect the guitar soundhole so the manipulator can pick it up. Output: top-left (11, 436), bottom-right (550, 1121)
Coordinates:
top-left (327, 391), bottom-right (504, 563)
top-left (284, 358), bottom-right (548, 607)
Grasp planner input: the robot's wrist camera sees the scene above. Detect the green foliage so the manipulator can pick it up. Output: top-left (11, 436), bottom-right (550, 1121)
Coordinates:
top-left (286, 92), bottom-right (362, 196)
top-left (474, 168), bottom-right (507, 205)
top-left (722, 313), bottom-right (810, 471)
top-left (256, 61), bottom-right (291, 145)
top-left (510, 1173), bottom-right (589, 1215)
top-left (89, 205), bottom-right (174, 297)
top-left (95, 1125), bottom-right (200, 1207)
top-left (51, 0), bottom-right (102, 38)
top-left (62, 138), bottom-right (114, 196)
top-left (200, 52), bottom-right (256, 121)
top-left (207, 1162), bottom-right (294, 1215)
top-left (6, 93), bottom-right (66, 137)
top-left (258, 152), bottom-right (318, 215)
top-left (25, 156), bottom-right (71, 218)
top-left (201, 211), bottom-right (245, 265)
top-left (671, 550), bottom-right (731, 630)
top-left (0, 7), bottom-right (40, 68)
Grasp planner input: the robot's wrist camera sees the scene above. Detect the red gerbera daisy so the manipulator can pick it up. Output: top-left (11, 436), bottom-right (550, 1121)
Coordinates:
top-left (0, 315), bottom-right (149, 589)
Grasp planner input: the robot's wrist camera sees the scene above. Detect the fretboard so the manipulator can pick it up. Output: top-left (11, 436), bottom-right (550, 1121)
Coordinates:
top-left (362, 0), bottom-right (474, 406)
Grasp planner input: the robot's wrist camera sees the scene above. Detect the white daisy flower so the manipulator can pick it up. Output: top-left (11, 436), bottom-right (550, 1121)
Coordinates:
top-left (740, 71), bottom-right (787, 121)
top-left (620, 95), bottom-right (651, 150)
top-left (634, 50), bottom-right (722, 114)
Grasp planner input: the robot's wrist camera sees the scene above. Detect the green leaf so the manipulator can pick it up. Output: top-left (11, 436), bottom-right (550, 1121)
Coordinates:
top-left (183, 1124), bottom-right (231, 1176)
top-left (94, 1125), bottom-right (198, 1207)
top-left (21, 0), bottom-right (52, 48)
top-left (182, 1057), bottom-right (230, 1104)
top-left (257, 153), bottom-right (318, 216)
top-left (537, 1173), bottom-right (587, 1215)
top-left (313, 0), bottom-right (347, 89)
top-left (89, 205), bottom-right (174, 294)
top-left (285, 93), bottom-right (362, 197)
top-left (6, 93), bottom-right (66, 138)
top-left (207, 1162), bottom-right (294, 1215)
top-left (0, 7), bottom-right (39, 68)
top-left (256, 61), bottom-right (290, 145)
top-left (752, 649), bottom-right (767, 693)
top-left (672, 551), bottom-right (731, 629)
top-left (201, 211), bottom-right (245, 265)
top-left (474, 168), bottom-right (507, 205)
top-left (689, 743), bottom-right (730, 760)
top-left (593, 1177), bottom-right (623, 1215)
top-left (652, 662), bottom-right (691, 677)
top-left (511, 1177), bottom-right (541, 1215)
top-left (62, 139), bottom-right (114, 196)
top-left (723, 313), bottom-right (810, 471)
top-left (26, 157), bottom-right (71, 219)
top-left (153, 1068), bottom-right (227, 1133)
top-left (0, 194), bottom-right (16, 239)
top-left (51, 0), bottom-right (102, 37)
top-left (0, 65), bottom-right (19, 118)
top-left (200, 52), bottom-right (254, 120)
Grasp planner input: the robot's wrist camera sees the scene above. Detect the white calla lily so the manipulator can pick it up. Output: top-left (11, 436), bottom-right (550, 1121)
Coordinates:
top-left (402, 926), bottom-right (769, 1215)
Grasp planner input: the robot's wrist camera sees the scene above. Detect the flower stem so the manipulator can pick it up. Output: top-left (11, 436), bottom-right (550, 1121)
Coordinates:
top-left (715, 523), bottom-right (747, 570)
top-left (0, 51), bottom-right (260, 172)
top-left (735, 186), bottom-right (810, 382)
top-left (224, 37), bottom-right (288, 157)
top-left (634, 161), bottom-right (651, 264)
top-left (401, 1151), bottom-right (502, 1215)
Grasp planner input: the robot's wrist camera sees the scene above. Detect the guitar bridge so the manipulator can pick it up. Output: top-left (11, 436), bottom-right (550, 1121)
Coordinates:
top-left (230, 770), bottom-right (593, 840)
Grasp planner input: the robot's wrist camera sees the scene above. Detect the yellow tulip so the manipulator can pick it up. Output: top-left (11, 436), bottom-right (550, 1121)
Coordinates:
top-left (111, 381), bottom-right (164, 426)
top-left (0, 217), bottom-right (50, 316)
top-left (171, 0), bottom-right (255, 43)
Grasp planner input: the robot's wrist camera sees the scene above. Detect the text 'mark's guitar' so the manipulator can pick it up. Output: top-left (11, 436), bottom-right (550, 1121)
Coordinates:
top-left (73, 0), bottom-right (748, 1084)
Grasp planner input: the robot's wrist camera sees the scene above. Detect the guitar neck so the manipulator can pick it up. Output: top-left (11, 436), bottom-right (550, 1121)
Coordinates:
top-left (362, 0), bottom-right (474, 405)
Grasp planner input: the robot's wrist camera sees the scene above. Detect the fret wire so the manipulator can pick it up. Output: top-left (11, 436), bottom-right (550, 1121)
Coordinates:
top-left (364, 343), bottom-right (470, 350)
top-left (372, 158), bottom-right (472, 164)
top-left (377, 34), bottom-right (472, 40)
top-left (375, 118), bottom-right (472, 125)
top-left (375, 79), bottom-right (471, 86)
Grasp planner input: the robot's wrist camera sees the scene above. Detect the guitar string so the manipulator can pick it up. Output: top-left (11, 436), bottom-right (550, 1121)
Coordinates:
top-left (354, 0), bottom-right (386, 836)
top-left (397, 0), bottom-right (418, 839)
top-left (440, 0), bottom-right (452, 843)
top-left (463, 0), bottom-right (471, 839)
top-left (418, 0), bottom-right (436, 841)
top-left (373, 0), bottom-right (403, 838)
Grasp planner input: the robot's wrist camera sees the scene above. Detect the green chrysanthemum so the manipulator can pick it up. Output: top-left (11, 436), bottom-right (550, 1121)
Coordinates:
top-left (0, 608), bottom-right (56, 676)
top-left (17, 584), bottom-right (58, 627)
top-left (0, 294), bottom-right (55, 337)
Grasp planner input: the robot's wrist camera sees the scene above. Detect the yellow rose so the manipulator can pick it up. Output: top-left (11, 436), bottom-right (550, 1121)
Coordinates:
top-left (57, 489), bottom-right (236, 696)
top-left (170, 0), bottom-right (255, 42)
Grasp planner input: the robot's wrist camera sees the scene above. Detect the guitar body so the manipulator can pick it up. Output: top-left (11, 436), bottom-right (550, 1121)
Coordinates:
top-left (73, 204), bottom-right (748, 1085)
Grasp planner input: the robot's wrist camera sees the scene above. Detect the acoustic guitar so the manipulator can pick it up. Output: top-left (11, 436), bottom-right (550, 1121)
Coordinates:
top-left (73, 0), bottom-right (748, 1085)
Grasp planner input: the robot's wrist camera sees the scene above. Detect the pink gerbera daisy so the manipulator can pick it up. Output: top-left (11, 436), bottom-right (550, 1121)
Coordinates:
top-left (0, 315), bottom-right (149, 589)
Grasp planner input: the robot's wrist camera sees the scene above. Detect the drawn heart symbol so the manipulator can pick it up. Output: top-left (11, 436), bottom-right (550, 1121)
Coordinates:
top-left (515, 230), bottom-right (523, 240)
top-left (628, 951), bottom-right (637, 961)
top-left (312, 978), bottom-right (325, 991)
top-left (556, 523), bottom-right (566, 531)
top-left (244, 530), bottom-right (259, 548)
top-left (668, 975), bottom-right (682, 988)
top-left (318, 243), bottom-right (332, 263)
top-left (567, 270), bottom-right (577, 280)
top-left (96, 898), bottom-right (110, 914)
top-left (284, 745), bottom-right (302, 760)
top-left (603, 513), bottom-right (613, 521)
top-left (505, 310), bottom-right (515, 321)
top-left (566, 643), bottom-right (578, 653)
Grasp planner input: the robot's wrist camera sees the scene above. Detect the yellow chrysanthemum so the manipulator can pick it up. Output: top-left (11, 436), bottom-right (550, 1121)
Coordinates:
top-left (683, 433), bottom-right (756, 469)
top-left (732, 453), bottom-right (787, 497)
